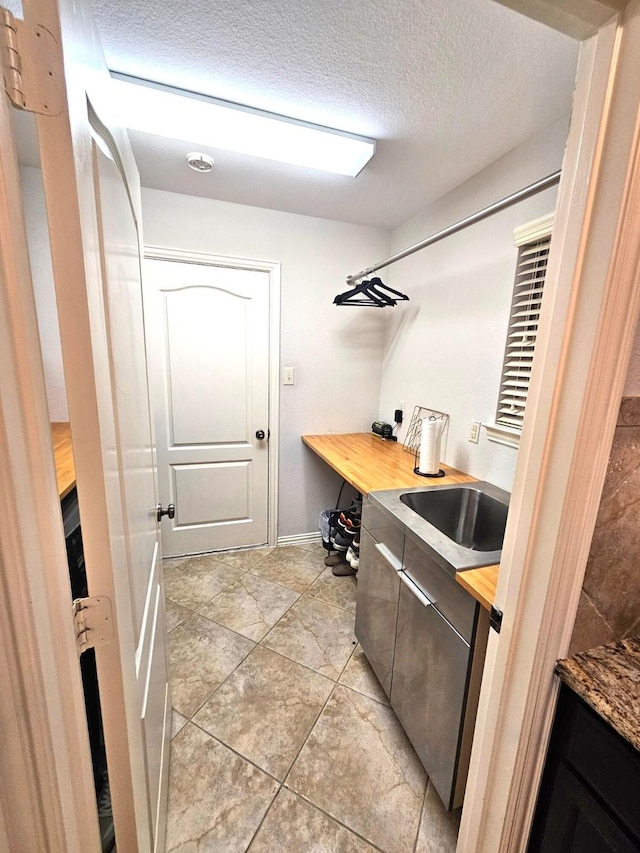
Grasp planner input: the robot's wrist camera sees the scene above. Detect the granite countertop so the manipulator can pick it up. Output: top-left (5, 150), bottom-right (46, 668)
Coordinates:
top-left (556, 636), bottom-right (640, 751)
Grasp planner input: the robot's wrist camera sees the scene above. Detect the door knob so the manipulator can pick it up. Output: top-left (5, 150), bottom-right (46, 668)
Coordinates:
top-left (255, 430), bottom-right (266, 440)
top-left (156, 503), bottom-right (175, 521)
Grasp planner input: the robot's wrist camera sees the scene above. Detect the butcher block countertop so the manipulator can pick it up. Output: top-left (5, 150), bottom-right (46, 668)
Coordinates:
top-left (51, 422), bottom-right (76, 499)
top-left (302, 432), bottom-right (499, 610)
top-left (455, 565), bottom-right (500, 611)
top-left (302, 432), bottom-right (475, 494)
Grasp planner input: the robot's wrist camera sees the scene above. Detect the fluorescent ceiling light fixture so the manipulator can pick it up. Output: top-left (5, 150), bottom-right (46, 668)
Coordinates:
top-left (110, 73), bottom-right (376, 177)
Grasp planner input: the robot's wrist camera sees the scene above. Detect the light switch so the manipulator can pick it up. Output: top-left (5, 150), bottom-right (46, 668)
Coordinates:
top-left (283, 367), bottom-right (295, 385)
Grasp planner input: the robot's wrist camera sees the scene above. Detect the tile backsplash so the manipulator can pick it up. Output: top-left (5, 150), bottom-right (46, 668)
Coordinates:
top-left (570, 397), bottom-right (640, 655)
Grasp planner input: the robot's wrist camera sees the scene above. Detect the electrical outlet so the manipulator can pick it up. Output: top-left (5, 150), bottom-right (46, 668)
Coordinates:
top-left (469, 421), bottom-right (481, 444)
top-left (283, 367), bottom-right (295, 385)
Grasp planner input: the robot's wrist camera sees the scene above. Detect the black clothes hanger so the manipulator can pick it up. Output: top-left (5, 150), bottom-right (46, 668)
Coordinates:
top-left (333, 278), bottom-right (392, 307)
top-left (333, 276), bottom-right (409, 307)
top-left (368, 277), bottom-right (409, 302)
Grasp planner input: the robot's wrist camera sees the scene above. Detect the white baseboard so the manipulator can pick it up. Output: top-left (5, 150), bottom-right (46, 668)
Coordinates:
top-left (277, 532), bottom-right (322, 548)
top-left (163, 532), bottom-right (322, 561)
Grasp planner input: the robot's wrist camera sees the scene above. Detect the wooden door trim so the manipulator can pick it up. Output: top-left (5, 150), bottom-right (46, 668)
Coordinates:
top-left (144, 245), bottom-right (281, 547)
top-left (494, 0), bottom-right (627, 39)
top-left (459, 4), bottom-right (640, 851)
top-left (0, 77), bottom-right (99, 851)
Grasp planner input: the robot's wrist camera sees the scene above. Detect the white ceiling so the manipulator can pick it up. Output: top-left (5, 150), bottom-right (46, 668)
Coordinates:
top-left (91, 0), bottom-right (579, 230)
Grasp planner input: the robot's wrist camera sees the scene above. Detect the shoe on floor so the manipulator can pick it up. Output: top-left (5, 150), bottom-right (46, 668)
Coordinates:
top-left (330, 531), bottom-right (352, 551)
top-left (332, 561), bottom-right (357, 576)
top-left (338, 513), bottom-right (361, 534)
top-left (325, 553), bottom-right (348, 567)
top-left (346, 542), bottom-right (359, 571)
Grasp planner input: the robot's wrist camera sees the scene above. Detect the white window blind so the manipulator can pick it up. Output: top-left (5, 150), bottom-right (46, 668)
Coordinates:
top-left (496, 235), bottom-right (551, 431)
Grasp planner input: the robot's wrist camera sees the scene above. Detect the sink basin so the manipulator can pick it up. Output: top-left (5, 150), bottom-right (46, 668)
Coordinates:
top-left (368, 481), bottom-right (510, 572)
top-left (400, 487), bottom-right (508, 552)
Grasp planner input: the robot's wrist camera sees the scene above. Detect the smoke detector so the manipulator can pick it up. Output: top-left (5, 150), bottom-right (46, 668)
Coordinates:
top-left (186, 152), bottom-right (214, 173)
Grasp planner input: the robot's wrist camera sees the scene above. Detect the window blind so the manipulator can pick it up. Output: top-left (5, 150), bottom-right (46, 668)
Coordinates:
top-left (496, 236), bottom-right (550, 430)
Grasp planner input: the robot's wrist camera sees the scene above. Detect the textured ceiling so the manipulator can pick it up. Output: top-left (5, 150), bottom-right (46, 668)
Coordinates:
top-left (91, 0), bottom-right (579, 229)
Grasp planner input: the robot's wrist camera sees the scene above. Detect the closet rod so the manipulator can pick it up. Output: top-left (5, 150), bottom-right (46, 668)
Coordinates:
top-left (346, 170), bottom-right (561, 284)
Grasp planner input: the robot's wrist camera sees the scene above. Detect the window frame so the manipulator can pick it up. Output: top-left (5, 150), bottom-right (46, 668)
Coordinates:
top-left (485, 212), bottom-right (555, 448)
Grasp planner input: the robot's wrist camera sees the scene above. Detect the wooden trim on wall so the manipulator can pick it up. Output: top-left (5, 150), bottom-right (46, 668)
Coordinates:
top-left (513, 212), bottom-right (554, 246)
top-left (0, 73), bottom-right (99, 852)
top-left (459, 4), bottom-right (640, 851)
top-left (494, 0), bottom-right (626, 39)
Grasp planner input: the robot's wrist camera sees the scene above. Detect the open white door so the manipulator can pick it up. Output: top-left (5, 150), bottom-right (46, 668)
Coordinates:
top-left (11, 0), bottom-right (171, 849)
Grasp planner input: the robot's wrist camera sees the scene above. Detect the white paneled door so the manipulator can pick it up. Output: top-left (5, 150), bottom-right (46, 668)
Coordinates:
top-left (145, 257), bottom-right (272, 556)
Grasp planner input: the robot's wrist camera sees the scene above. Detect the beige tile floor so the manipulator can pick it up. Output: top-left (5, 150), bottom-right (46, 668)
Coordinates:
top-left (164, 543), bottom-right (461, 853)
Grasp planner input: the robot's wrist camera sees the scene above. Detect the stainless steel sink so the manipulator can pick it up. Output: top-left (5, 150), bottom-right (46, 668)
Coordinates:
top-left (368, 481), bottom-right (510, 572)
top-left (399, 486), bottom-right (508, 552)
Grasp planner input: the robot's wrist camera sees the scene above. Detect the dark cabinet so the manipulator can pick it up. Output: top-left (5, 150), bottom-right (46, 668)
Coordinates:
top-left (528, 684), bottom-right (640, 853)
top-left (62, 488), bottom-right (114, 851)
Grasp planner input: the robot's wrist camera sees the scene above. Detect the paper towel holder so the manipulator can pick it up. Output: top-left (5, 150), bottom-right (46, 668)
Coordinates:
top-left (403, 406), bottom-right (449, 478)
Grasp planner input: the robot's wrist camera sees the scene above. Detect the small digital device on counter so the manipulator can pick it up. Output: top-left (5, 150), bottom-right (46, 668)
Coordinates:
top-left (372, 421), bottom-right (393, 438)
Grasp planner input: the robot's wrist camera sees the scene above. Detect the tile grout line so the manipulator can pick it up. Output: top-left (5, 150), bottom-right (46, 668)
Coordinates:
top-left (280, 641), bottom-right (358, 788)
top-left (184, 720), bottom-right (284, 785)
top-left (171, 575), bottom-right (344, 723)
top-left (279, 786), bottom-right (388, 853)
top-left (169, 550), bottom-right (363, 727)
top-left (181, 667), bottom-right (389, 852)
top-left (166, 545), bottom-right (409, 851)
top-left (165, 564), bottom-right (252, 617)
top-left (276, 661), bottom-right (390, 852)
top-left (183, 583), bottom-right (359, 808)
top-left (413, 779), bottom-right (431, 853)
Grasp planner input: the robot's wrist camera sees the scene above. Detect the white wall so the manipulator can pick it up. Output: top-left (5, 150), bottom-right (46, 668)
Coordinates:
top-left (141, 189), bottom-right (389, 537)
top-left (20, 165), bottom-right (68, 421)
top-left (379, 117), bottom-right (570, 491)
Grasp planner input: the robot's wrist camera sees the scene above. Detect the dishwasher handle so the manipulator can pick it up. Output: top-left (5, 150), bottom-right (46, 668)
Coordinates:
top-left (398, 569), bottom-right (434, 609)
top-left (375, 542), bottom-right (436, 610)
top-left (374, 541), bottom-right (403, 574)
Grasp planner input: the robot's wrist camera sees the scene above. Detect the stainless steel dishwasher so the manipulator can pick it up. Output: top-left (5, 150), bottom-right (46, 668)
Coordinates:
top-left (355, 495), bottom-right (490, 811)
top-left (354, 499), bottom-right (404, 696)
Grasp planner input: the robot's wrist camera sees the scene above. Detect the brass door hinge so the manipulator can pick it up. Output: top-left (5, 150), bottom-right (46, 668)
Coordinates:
top-left (1, 7), bottom-right (63, 114)
top-left (72, 596), bottom-right (113, 656)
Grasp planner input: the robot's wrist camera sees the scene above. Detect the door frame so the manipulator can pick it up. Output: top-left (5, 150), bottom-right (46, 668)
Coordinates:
top-left (459, 3), bottom-right (640, 851)
top-left (3, 2), bottom-right (639, 850)
top-left (144, 246), bottom-right (281, 548)
top-left (0, 71), bottom-right (99, 851)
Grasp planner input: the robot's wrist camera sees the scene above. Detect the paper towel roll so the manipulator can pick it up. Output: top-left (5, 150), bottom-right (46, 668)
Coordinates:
top-left (418, 417), bottom-right (441, 475)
